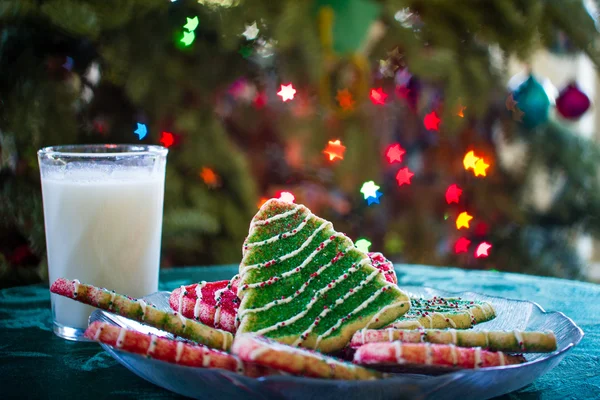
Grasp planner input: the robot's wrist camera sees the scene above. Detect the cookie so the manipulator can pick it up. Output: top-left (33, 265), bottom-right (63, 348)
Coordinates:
top-left (51, 278), bottom-right (233, 350)
top-left (368, 252), bottom-right (397, 285)
top-left (389, 296), bottom-right (495, 330)
top-left (85, 321), bottom-right (243, 371)
top-left (353, 341), bottom-right (525, 369)
top-left (232, 333), bottom-right (382, 380)
top-left (351, 328), bottom-right (557, 353)
top-left (169, 280), bottom-right (238, 333)
top-left (237, 199), bottom-right (410, 353)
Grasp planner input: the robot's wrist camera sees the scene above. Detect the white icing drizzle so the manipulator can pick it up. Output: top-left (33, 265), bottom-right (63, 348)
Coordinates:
top-left (240, 221), bottom-right (334, 277)
top-left (253, 265), bottom-right (372, 337)
top-left (202, 346), bottom-right (211, 367)
top-left (471, 303), bottom-right (489, 319)
top-left (93, 322), bottom-right (105, 341)
top-left (294, 270), bottom-right (382, 346)
top-left (248, 346), bottom-right (270, 361)
top-left (394, 341), bottom-right (404, 364)
top-left (498, 351), bottom-right (505, 366)
top-left (178, 313), bottom-right (187, 328)
top-left (72, 279), bottom-right (80, 297)
top-left (147, 335), bottom-right (158, 356)
top-left (314, 281), bottom-right (390, 348)
top-left (442, 314), bottom-right (457, 328)
top-left (238, 251), bottom-right (358, 319)
top-left (450, 329), bottom-right (458, 344)
top-left (193, 281), bottom-right (207, 320)
top-left (514, 330), bottom-right (524, 350)
top-left (361, 328), bottom-right (366, 344)
top-left (251, 204), bottom-right (302, 226)
top-left (109, 292), bottom-right (116, 311)
top-left (474, 347), bottom-right (482, 369)
top-left (116, 327), bottom-right (127, 348)
top-left (137, 299), bottom-right (147, 320)
top-left (235, 357), bottom-right (244, 374)
top-left (449, 344), bottom-right (458, 365)
top-left (245, 212), bottom-right (312, 248)
top-left (175, 341), bottom-right (185, 362)
top-left (213, 287), bottom-right (227, 327)
top-left (483, 331), bottom-right (490, 348)
top-left (363, 298), bottom-right (411, 330)
top-left (388, 328), bottom-right (394, 342)
top-left (177, 285), bottom-right (186, 314)
top-left (422, 313), bottom-right (433, 328)
top-left (425, 342), bottom-right (433, 365)
top-left (221, 331), bottom-right (229, 350)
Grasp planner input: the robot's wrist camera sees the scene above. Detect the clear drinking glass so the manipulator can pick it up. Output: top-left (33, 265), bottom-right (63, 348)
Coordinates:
top-left (38, 144), bottom-right (168, 341)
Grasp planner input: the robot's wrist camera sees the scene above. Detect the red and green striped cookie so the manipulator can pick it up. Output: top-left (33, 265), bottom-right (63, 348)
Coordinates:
top-left (51, 278), bottom-right (233, 350)
top-left (389, 296), bottom-right (495, 330)
top-left (350, 328), bottom-right (557, 353)
top-left (236, 199), bottom-right (411, 353)
top-left (169, 279), bottom-right (238, 333)
top-left (353, 341), bottom-right (525, 369)
top-left (232, 333), bottom-right (383, 380)
top-left (84, 322), bottom-right (270, 377)
top-left (368, 252), bottom-right (397, 285)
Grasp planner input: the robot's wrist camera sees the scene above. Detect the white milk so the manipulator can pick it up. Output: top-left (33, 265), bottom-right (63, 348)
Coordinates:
top-left (42, 171), bottom-right (165, 328)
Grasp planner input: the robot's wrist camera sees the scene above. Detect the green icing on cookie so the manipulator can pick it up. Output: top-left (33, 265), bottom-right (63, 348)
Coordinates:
top-left (390, 296), bottom-right (496, 330)
top-left (237, 199), bottom-right (411, 353)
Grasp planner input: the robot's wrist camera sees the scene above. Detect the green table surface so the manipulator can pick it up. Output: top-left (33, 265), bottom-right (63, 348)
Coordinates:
top-left (1, 264), bottom-right (599, 399)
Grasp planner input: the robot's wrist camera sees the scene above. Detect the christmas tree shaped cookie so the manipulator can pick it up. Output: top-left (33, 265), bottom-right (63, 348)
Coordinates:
top-left (236, 199), bottom-right (410, 353)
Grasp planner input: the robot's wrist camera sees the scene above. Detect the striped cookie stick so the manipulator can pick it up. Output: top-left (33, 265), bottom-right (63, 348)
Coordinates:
top-left (351, 328), bottom-right (557, 353)
top-left (51, 278), bottom-right (233, 350)
top-left (232, 333), bottom-right (383, 380)
top-left (354, 341), bottom-right (525, 369)
top-left (84, 322), bottom-right (271, 377)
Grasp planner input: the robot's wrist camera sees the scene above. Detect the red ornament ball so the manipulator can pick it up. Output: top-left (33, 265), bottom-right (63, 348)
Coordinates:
top-left (556, 82), bottom-right (591, 120)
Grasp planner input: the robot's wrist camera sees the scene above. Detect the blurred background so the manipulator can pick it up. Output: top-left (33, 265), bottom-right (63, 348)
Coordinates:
top-left (1, 0), bottom-right (600, 288)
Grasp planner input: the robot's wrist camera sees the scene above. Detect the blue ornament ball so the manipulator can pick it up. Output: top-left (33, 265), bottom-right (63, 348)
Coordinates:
top-left (512, 75), bottom-right (552, 129)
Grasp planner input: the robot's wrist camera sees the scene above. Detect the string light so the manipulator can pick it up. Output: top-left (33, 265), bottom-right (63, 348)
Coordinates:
top-left (457, 105), bottom-right (466, 118)
top-left (454, 237), bottom-right (471, 254)
top-left (463, 151), bottom-right (479, 171)
top-left (369, 88), bottom-right (387, 105)
top-left (336, 89), bottom-right (355, 111)
top-left (474, 158), bottom-right (490, 177)
top-left (179, 16), bottom-right (199, 47)
top-left (278, 191), bottom-right (295, 203)
top-left (360, 181), bottom-right (380, 199)
top-left (456, 211), bottom-right (473, 230)
top-left (277, 83), bottom-right (296, 102)
top-left (184, 16), bottom-right (199, 31)
top-left (180, 31), bottom-right (195, 46)
top-left (395, 167), bottom-right (414, 186)
top-left (159, 132), bottom-right (174, 148)
top-left (423, 111), bottom-right (441, 131)
top-left (257, 197), bottom-right (269, 209)
top-left (445, 184), bottom-right (462, 204)
top-left (475, 242), bottom-right (492, 258)
top-left (323, 139), bottom-right (346, 161)
top-left (385, 143), bottom-right (405, 164)
top-left (200, 167), bottom-right (220, 188)
top-left (366, 190), bottom-right (383, 205)
top-left (355, 238), bottom-right (372, 253)
top-left (134, 123), bottom-right (147, 140)
top-left (242, 22), bottom-right (259, 40)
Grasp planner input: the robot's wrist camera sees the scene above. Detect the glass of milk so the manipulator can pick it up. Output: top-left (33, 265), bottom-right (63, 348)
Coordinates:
top-left (38, 144), bottom-right (168, 341)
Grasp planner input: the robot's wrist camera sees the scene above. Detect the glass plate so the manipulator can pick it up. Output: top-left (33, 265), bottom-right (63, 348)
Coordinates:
top-left (89, 286), bottom-right (583, 400)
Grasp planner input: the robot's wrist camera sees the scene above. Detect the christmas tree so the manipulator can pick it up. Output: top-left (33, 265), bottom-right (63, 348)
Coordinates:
top-left (1, 0), bottom-right (599, 287)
